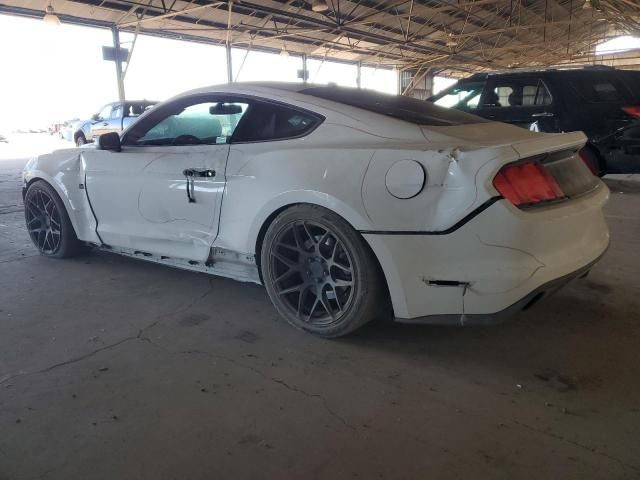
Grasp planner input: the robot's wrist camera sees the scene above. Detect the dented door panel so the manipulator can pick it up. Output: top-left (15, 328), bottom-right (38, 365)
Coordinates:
top-left (83, 144), bottom-right (228, 261)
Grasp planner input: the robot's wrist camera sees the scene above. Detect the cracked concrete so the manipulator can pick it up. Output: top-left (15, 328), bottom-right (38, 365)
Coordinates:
top-left (1, 156), bottom-right (640, 480)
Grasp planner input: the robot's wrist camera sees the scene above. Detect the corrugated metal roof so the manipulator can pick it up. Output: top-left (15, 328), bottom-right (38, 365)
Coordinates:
top-left (2, 0), bottom-right (640, 76)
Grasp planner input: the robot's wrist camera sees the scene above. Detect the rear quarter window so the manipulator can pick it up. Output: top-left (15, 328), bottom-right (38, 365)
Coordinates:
top-left (231, 101), bottom-right (322, 143)
top-left (567, 73), bottom-right (631, 103)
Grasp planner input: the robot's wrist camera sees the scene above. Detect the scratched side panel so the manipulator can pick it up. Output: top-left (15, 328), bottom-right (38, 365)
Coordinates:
top-left (23, 148), bottom-right (101, 244)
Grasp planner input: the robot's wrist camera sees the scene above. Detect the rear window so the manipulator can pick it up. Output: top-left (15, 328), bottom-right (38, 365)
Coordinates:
top-left (300, 86), bottom-right (488, 126)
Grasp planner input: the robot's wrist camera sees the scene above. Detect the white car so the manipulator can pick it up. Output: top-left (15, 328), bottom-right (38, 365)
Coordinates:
top-left (22, 83), bottom-right (609, 337)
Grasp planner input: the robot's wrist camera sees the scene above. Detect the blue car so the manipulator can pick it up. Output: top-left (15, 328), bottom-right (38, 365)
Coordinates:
top-left (71, 100), bottom-right (157, 146)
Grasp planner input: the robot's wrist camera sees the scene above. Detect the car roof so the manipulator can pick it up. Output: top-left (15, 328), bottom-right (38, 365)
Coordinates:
top-left (168, 81), bottom-right (383, 113)
top-left (462, 65), bottom-right (622, 81)
top-left (181, 81), bottom-right (320, 97)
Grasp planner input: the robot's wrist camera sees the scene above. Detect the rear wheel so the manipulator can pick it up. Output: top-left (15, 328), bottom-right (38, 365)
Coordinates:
top-left (24, 180), bottom-right (84, 258)
top-left (260, 205), bottom-right (387, 338)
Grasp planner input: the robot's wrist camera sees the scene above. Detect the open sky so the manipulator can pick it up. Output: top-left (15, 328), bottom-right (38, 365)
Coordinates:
top-left (0, 14), bottom-right (395, 131)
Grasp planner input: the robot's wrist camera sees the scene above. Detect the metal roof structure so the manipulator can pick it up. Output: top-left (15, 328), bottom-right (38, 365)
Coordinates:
top-left (2, 0), bottom-right (640, 76)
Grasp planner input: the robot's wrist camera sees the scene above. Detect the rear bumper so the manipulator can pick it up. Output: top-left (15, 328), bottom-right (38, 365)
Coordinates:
top-left (363, 182), bottom-right (610, 322)
top-left (395, 249), bottom-right (605, 326)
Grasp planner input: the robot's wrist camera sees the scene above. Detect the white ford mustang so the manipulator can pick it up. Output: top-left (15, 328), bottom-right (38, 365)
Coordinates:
top-left (22, 82), bottom-right (609, 337)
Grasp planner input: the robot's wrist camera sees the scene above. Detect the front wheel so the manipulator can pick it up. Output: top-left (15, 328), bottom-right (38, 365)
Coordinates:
top-left (24, 180), bottom-right (84, 258)
top-left (75, 133), bottom-right (86, 147)
top-left (260, 205), bottom-right (387, 338)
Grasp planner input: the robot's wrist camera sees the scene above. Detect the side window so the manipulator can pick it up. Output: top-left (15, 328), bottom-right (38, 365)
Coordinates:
top-left (110, 105), bottom-right (123, 120)
top-left (125, 103), bottom-right (147, 118)
top-left (494, 86), bottom-right (514, 107)
top-left (535, 81), bottom-right (552, 105)
top-left (232, 102), bottom-right (321, 143)
top-left (483, 79), bottom-right (552, 108)
top-left (96, 105), bottom-right (112, 120)
top-left (126, 101), bottom-right (248, 146)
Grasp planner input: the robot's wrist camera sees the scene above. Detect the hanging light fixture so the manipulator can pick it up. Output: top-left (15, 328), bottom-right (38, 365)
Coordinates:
top-left (43, 3), bottom-right (61, 26)
top-left (311, 0), bottom-right (330, 13)
top-left (445, 33), bottom-right (458, 47)
top-left (280, 40), bottom-right (290, 58)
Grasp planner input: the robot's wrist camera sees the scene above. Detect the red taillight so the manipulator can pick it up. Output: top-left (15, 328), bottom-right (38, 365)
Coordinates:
top-left (493, 161), bottom-right (565, 206)
top-left (622, 105), bottom-right (640, 118)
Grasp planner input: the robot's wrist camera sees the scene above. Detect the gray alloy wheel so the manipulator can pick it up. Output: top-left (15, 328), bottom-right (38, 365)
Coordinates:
top-left (24, 180), bottom-right (84, 258)
top-left (261, 204), bottom-right (387, 337)
top-left (75, 134), bottom-right (86, 147)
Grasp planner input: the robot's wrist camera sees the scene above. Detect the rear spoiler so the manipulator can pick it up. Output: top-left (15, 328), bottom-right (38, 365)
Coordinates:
top-left (511, 131), bottom-right (586, 159)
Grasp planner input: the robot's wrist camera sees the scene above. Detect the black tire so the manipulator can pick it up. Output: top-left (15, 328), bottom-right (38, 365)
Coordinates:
top-left (260, 204), bottom-right (387, 338)
top-left (75, 133), bottom-right (86, 147)
top-left (24, 180), bottom-right (84, 258)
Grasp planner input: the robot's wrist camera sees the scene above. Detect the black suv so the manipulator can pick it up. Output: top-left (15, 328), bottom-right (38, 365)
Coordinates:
top-left (428, 66), bottom-right (640, 174)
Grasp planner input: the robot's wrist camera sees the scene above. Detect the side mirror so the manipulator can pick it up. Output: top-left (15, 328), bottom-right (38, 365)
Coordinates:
top-left (91, 113), bottom-right (100, 121)
top-left (97, 132), bottom-right (121, 152)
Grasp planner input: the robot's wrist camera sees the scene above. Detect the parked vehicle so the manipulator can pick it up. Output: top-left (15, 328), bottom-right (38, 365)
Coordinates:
top-left (429, 66), bottom-right (640, 174)
top-left (72, 100), bottom-right (156, 147)
top-left (22, 83), bottom-right (608, 337)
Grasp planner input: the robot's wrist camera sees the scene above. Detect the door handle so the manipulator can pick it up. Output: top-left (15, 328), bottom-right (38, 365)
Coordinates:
top-left (103, 122), bottom-right (109, 126)
top-left (183, 171), bottom-right (196, 203)
top-left (532, 112), bottom-right (554, 118)
top-left (182, 168), bottom-right (215, 203)
top-left (183, 168), bottom-right (215, 178)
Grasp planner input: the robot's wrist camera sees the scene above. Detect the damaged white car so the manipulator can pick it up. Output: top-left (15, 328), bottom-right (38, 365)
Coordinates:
top-left (22, 83), bottom-right (609, 337)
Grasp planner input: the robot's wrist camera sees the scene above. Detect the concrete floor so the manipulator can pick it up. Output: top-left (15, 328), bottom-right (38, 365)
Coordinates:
top-left (1, 152), bottom-right (639, 480)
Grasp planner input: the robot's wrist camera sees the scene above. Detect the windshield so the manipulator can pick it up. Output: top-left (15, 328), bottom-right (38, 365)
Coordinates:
top-left (431, 81), bottom-right (486, 110)
top-left (299, 86), bottom-right (488, 126)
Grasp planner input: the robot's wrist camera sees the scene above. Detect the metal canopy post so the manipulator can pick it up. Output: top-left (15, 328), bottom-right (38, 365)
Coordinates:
top-left (356, 61), bottom-right (362, 88)
top-left (226, 1), bottom-right (233, 82)
top-left (302, 53), bottom-right (308, 84)
top-left (226, 45), bottom-right (233, 83)
top-left (111, 26), bottom-right (126, 102)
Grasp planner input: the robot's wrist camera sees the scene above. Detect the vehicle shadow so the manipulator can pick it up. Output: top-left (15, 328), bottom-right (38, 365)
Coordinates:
top-left (337, 278), bottom-right (637, 392)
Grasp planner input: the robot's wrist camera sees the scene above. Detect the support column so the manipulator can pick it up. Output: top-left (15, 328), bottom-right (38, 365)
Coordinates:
top-left (226, 1), bottom-right (233, 83)
top-left (302, 53), bottom-right (308, 84)
top-left (226, 44), bottom-right (233, 83)
top-left (356, 61), bottom-right (362, 88)
top-left (111, 26), bottom-right (125, 102)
